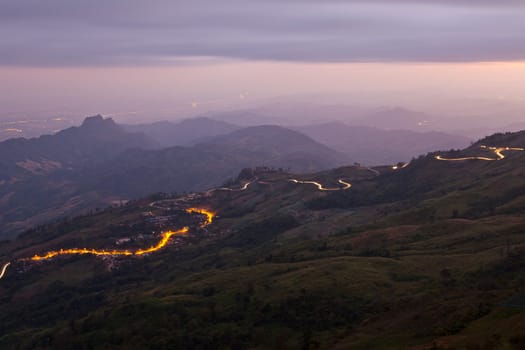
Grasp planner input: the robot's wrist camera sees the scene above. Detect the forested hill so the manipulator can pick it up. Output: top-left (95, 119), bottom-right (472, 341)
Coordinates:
top-left (2, 130), bottom-right (525, 349)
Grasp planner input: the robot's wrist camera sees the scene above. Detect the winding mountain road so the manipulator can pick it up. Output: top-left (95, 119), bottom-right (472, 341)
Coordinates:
top-left (435, 145), bottom-right (524, 162)
top-left (366, 167), bottom-right (381, 176)
top-left (0, 262), bottom-right (10, 280)
top-left (6, 145), bottom-right (522, 281)
top-left (2, 172), bottom-right (355, 281)
top-left (1, 208), bottom-right (214, 280)
top-left (392, 162), bottom-right (409, 170)
top-left (215, 177), bottom-right (257, 192)
top-left (289, 178), bottom-right (352, 191)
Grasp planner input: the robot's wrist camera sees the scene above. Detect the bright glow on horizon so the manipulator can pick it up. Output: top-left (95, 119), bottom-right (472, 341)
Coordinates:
top-left (1, 61), bottom-right (525, 120)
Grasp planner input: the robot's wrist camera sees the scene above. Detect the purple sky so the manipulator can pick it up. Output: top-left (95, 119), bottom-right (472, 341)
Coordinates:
top-left (1, 1), bottom-right (525, 119)
top-left (2, 0), bottom-right (525, 65)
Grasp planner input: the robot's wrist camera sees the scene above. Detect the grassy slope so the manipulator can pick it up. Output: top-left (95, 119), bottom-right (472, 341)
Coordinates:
top-left (2, 136), bottom-right (525, 349)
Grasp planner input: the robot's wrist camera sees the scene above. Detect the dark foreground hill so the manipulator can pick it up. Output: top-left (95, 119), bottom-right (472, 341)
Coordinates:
top-left (0, 118), bottom-right (346, 237)
top-left (1, 130), bottom-right (525, 349)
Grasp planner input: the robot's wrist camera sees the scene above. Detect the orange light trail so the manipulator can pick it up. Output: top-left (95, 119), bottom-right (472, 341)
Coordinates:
top-left (29, 248), bottom-right (133, 261)
top-left (186, 207), bottom-right (215, 227)
top-left (19, 207), bottom-right (215, 263)
top-left (27, 228), bottom-right (189, 261)
top-left (134, 227), bottom-right (189, 256)
top-left (435, 145), bottom-right (524, 162)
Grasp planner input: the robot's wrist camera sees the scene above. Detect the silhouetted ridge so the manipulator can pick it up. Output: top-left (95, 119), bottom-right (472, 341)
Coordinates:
top-left (475, 130), bottom-right (525, 147)
top-left (79, 115), bottom-right (119, 130)
top-left (123, 117), bottom-right (239, 147)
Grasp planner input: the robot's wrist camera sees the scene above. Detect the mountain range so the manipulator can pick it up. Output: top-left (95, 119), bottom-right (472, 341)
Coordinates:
top-left (0, 114), bottom-right (480, 237)
top-left (296, 122), bottom-right (471, 165)
top-left (0, 116), bottom-right (345, 237)
top-left (122, 117), bottom-right (239, 147)
top-left (1, 129), bottom-right (525, 349)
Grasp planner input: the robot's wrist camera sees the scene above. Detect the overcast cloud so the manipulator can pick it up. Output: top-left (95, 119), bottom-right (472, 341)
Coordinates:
top-left (1, 0), bottom-right (525, 66)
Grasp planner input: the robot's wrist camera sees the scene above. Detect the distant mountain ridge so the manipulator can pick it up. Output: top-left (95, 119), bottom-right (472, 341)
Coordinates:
top-left (0, 113), bottom-right (515, 238)
top-left (84, 125), bottom-right (347, 198)
top-left (123, 117), bottom-right (239, 147)
top-left (0, 115), bottom-right (156, 180)
top-left (296, 122), bottom-right (472, 165)
top-left (197, 125), bottom-right (348, 170)
top-left (476, 129), bottom-right (525, 147)
top-left (0, 116), bottom-right (346, 237)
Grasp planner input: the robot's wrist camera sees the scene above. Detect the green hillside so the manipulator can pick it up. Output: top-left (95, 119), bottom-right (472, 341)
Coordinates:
top-left (1, 133), bottom-right (525, 349)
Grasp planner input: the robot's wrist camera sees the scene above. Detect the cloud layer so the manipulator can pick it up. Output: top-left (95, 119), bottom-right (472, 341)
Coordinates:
top-left (2, 0), bottom-right (525, 66)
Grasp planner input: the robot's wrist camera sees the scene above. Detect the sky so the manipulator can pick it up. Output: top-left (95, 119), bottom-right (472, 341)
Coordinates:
top-left (1, 0), bottom-right (525, 120)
